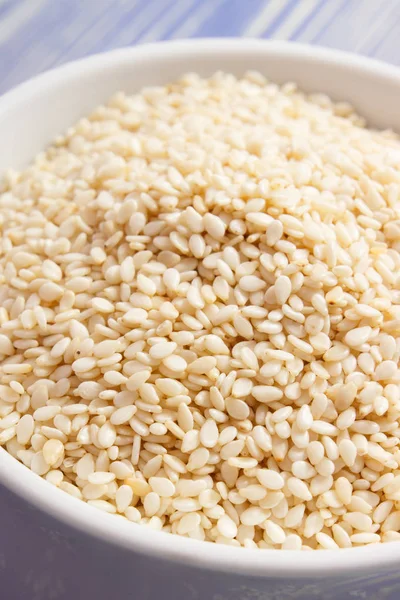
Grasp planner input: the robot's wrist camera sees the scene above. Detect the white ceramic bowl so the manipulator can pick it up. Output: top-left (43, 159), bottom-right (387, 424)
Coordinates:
top-left (1, 39), bottom-right (400, 600)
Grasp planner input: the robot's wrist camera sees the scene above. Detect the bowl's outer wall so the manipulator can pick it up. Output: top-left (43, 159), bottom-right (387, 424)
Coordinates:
top-left (2, 41), bottom-right (400, 600)
top-left (1, 482), bottom-right (400, 600)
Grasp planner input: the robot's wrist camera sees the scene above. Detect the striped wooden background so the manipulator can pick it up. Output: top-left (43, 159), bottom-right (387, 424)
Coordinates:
top-left (1, 0), bottom-right (400, 95)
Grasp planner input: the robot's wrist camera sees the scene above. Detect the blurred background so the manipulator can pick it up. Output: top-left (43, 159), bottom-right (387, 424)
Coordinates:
top-left (1, 0), bottom-right (400, 95)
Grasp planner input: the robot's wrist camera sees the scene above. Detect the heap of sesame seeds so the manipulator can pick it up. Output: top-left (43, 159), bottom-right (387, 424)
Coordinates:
top-left (1, 71), bottom-right (400, 550)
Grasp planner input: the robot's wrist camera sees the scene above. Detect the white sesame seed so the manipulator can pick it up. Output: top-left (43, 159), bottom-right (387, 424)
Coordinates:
top-left (42, 439), bottom-right (64, 466)
top-left (32, 406), bottom-right (61, 422)
top-left (31, 451), bottom-right (50, 476)
top-left (217, 514), bottom-right (238, 539)
top-left (177, 513), bottom-right (201, 535)
top-left (240, 507), bottom-right (269, 527)
top-left (228, 457), bottom-right (258, 469)
top-left (265, 520), bottom-right (286, 544)
top-left (16, 414), bottom-right (34, 445)
top-left (225, 397), bottom-right (249, 420)
top-left (92, 298), bottom-right (115, 313)
top-left (287, 478), bottom-right (312, 501)
top-left (162, 354), bottom-right (187, 372)
top-left (149, 341), bottom-right (177, 360)
top-left (122, 308), bottom-right (148, 325)
top-left (274, 276), bottom-right (292, 305)
top-left (252, 386), bottom-right (283, 403)
top-left (200, 419), bottom-right (219, 449)
top-left (110, 405), bottom-right (137, 425)
top-left (172, 497), bottom-right (201, 513)
top-left (97, 423), bottom-right (117, 449)
top-left (115, 485), bottom-right (134, 513)
top-left (203, 214), bottom-right (226, 240)
top-left (88, 472), bottom-right (116, 485)
top-left (87, 500), bottom-right (116, 514)
top-left (343, 512), bottom-right (373, 532)
top-left (187, 447), bottom-right (209, 471)
top-left (316, 532), bottom-right (339, 550)
top-left (252, 426), bottom-right (272, 452)
top-left (343, 326), bottom-right (372, 348)
top-left (149, 477), bottom-right (176, 498)
top-left (338, 439), bottom-right (358, 467)
top-left (72, 357), bottom-right (97, 373)
top-left (256, 469), bottom-right (285, 490)
top-left (296, 405), bottom-right (313, 431)
top-left (310, 421), bottom-right (338, 436)
top-left (187, 356), bottom-right (217, 374)
top-left (350, 532), bottom-right (380, 544)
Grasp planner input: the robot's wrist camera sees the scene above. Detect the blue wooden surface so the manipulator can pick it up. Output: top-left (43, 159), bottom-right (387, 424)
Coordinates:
top-left (0, 0), bottom-right (400, 95)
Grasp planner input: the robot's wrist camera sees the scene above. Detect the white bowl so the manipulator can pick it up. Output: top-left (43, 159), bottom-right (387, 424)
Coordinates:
top-left (1, 39), bottom-right (400, 600)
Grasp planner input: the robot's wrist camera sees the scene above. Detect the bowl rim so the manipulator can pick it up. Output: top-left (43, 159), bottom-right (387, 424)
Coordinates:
top-left (1, 37), bottom-right (400, 577)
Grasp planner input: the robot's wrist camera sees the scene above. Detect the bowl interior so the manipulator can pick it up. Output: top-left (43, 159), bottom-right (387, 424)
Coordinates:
top-left (1, 39), bottom-right (400, 174)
